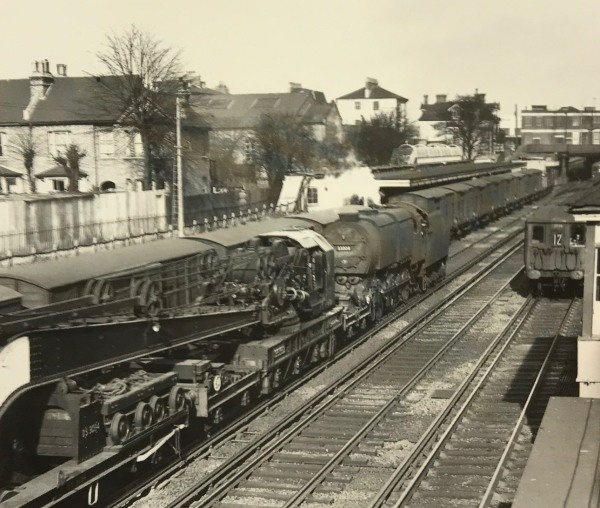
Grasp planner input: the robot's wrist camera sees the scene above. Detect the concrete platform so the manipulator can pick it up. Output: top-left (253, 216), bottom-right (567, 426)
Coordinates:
top-left (513, 397), bottom-right (600, 508)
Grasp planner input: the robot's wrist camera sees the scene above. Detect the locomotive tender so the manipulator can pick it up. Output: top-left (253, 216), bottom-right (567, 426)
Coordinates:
top-left (0, 167), bottom-right (546, 504)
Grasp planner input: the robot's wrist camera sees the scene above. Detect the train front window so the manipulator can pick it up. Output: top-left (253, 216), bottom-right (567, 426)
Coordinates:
top-left (570, 224), bottom-right (585, 246)
top-left (532, 225), bottom-right (544, 242)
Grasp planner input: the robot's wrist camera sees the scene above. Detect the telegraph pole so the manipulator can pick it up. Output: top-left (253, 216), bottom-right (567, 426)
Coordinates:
top-left (175, 81), bottom-right (190, 238)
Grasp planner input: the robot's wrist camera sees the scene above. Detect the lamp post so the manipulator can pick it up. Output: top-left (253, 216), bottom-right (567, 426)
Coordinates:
top-left (176, 81), bottom-right (190, 238)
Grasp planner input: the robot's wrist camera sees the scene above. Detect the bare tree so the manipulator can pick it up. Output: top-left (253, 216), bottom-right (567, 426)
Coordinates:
top-left (11, 127), bottom-right (38, 193)
top-left (434, 94), bottom-right (500, 160)
top-left (95, 25), bottom-right (183, 189)
top-left (53, 144), bottom-right (86, 192)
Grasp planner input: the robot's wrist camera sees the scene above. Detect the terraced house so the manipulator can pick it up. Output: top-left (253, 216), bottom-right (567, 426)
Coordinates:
top-left (0, 60), bottom-right (211, 194)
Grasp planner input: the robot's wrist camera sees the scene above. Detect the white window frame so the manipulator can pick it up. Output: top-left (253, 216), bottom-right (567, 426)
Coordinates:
top-left (130, 132), bottom-right (144, 157)
top-left (52, 179), bottom-right (66, 192)
top-left (354, 102), bottom-right (361, 110)
top-left (98, 131), bottom-right (115, 158)
top-left (48, 131), bottom-right (70, 157)
top-left (373, 101), bottom-right (379, 111)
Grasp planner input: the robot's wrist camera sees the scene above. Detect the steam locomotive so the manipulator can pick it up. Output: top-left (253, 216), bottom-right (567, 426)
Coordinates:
top-left (0, 168), bottom-right (546, 505)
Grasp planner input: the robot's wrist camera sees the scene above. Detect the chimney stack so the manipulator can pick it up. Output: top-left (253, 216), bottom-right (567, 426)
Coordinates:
top-left (423, 94), bottom-right (429, 105)
top-left (289, 82), bottom-right (302, 92)
top-left (216, 81), bottom-right (230, 94)
top-left (24, 58), bottom-right (54, 120)
top-left (56, 63), bottom-right (67, 76)
top-left (365, 77), bottom-right (378, 98)
top-left (436, 94), bottom-right (447, 104)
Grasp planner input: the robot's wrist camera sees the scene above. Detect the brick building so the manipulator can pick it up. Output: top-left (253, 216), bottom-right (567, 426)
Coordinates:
top-left (521, 105), bottom-right (600, 146)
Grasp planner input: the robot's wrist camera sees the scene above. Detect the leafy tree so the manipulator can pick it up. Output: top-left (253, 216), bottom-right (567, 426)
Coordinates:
top-left (95, 25), bottom-right (183, 189)
top-left (434, 94), bottom-right (500, 160)
top-left (312, 123), bottom-right (349, 171)
top-left (53, 144), bottom-right (86, 192)
top-left (248, 113), bottom-right (316, 187)
top-left (11, 127), bottom-right (38, 193)
top-left (346, 112), bottom-right (419, 166)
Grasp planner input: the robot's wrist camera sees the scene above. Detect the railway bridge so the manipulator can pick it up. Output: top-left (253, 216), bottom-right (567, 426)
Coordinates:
top-left (524, 143), bottom-right (600, 179)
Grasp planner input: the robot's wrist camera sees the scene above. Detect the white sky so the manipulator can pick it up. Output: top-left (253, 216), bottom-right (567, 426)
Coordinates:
top-left (4, 0), bottom-right (600, 127)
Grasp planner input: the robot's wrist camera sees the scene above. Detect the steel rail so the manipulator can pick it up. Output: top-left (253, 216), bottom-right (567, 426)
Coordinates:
top-left (390, 298), bottom-right (577, 507)
top-left (477, 298), bottom-right (580, 508)
top-left (368, 296), bottom-right (535, 508)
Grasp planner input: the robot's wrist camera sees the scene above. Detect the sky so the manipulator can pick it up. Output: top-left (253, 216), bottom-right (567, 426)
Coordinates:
top-left (4, 0), bottom-right (600, 128)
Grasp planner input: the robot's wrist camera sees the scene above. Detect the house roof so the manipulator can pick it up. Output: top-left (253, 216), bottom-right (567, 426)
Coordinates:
top-left (0, 165), bottom-right (23, 177)
top-left (337, 86), bottom-right (408, 102)
top-left (28, 76), bottom-right (126, 125)
top-left (0, 75), bottom-right (210, 129)
top-left (419, 99), bottom-right (499, 122)
top-left (0, 79), bottom-right (31, 123)
top-left (192, 89), bottom-right (337, 130)
top-left (419, 102), bottom-right (456, 122)
top-left (35, 165), bottom-right (88, 178)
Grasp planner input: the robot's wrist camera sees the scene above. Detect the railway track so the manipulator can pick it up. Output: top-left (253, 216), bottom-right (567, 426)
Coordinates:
top-left (375, 297), bottom-right (581, 508)
top-left (160, 238), bottom-right (531, 507)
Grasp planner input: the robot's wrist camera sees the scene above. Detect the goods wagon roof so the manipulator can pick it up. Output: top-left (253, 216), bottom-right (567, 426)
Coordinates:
top-left (439, 182), bottom-right (473, 193)
top-left (404, 187), bottom-right (454, 199)
top-left (0, 238), bottom-right (212, 290)
top-left (190, 217), bottom-right (314, 249)
top-left (527, 205), bottom-right (574, 223)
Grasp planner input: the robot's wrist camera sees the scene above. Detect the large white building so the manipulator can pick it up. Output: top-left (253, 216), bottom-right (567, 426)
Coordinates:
top-left (336, 78), bottom-right (408, 126)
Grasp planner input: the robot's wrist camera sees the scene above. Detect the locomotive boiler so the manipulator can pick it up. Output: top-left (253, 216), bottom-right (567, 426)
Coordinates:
top-left (323, 205), bottom-right (450, 321)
